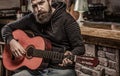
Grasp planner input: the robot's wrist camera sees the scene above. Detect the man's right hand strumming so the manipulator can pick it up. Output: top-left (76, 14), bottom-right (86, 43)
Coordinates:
top-left (9, 39), bottom-right (26, 57)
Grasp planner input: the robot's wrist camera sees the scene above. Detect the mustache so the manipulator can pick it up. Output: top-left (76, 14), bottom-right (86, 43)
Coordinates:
top-left (38, 11), bottom-right (48, 15)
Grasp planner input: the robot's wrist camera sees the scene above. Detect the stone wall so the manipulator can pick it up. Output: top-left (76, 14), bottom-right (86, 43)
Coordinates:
top-left (75, 44), bottom-right (119, 76)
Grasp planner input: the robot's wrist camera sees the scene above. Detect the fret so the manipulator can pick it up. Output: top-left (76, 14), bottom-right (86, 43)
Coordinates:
top-left (58, 53), bottom-right (63, 60)
top-left (51, 52), bottom-right (57, 59)
top-left (56, 52), bottom-right (59, 60)
top-left (47, 51), bottom-right (52, 59)
top-left (59, 53), bottom-right (64, 60)
top-left (45, 51), bottom-right (48, 58)
top-left (29, 48), bottom-right (74, 62)
top-left (47, 51), bottom-right (50, 59)
top-left (49, 51), bottom-right (53, 59)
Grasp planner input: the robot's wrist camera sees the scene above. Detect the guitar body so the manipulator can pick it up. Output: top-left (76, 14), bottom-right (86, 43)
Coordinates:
top-left (3, 29), bottom-right (51, 71)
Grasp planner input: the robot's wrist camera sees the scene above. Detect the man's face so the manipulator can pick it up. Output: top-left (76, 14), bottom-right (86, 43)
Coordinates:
top-left (31, 0), bottom-right (52, 24)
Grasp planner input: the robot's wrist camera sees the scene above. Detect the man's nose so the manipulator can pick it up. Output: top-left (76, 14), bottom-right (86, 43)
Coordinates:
top-left (37, 4), bottom-right (42, 11)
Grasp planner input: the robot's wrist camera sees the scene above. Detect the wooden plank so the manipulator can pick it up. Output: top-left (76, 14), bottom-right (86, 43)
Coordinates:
top-left (82, 35), bottom-right (120, 49)
top-left (0, 42), bottom-right (5, 45)
top-left (80, 26), bottom-right (120, 49)
top-left (0, 19), bottom-right (15, 24)
top-left (83, 21), bottom-right (120, 30)
top-left (80, 26), bottom-right (120, 41)
top-left (0, 0), bottom-right (20, 9)
top-left (83, 21), bottom-right (112, 30)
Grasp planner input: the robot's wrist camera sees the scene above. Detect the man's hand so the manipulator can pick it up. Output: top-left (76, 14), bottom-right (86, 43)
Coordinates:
top-left (9, 39), bottom-right (26, 57)
top-left (59, 51), bottom-right (73, 67)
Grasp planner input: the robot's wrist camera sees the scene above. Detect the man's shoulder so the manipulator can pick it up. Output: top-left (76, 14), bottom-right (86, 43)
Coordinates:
top-left (62, 11), bottom-right (76, 23)
top-left (7, 13), bottom-right (34, 25)
top-left (15, 13), bottom-right (35, 23)
top-left (22, 13), bottom-right (34, 19)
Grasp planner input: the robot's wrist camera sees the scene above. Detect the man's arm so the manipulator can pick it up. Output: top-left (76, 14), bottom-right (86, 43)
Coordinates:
top-left (1, 15), bottom-right (31, 57)
top-left (1, 15), bottom-right (30, 44)
top-left (65, 21), bottom-right (85, 56)
top-left (59, 20), bottom-right (85, 67)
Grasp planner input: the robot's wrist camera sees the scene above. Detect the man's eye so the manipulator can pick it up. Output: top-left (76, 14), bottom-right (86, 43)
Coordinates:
top-left (38, 1), bottom-right (44, 5)
top-left (32, 5), bottom-right (37, 8)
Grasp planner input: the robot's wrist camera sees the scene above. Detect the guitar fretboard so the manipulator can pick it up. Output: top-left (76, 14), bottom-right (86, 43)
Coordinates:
top-left (27, 46), bottom-right (74, 61)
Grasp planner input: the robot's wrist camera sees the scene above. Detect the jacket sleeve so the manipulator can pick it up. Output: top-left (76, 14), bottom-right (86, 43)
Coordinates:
top-left (65, 21), bottom-right (85, 56)
top-left (1, 16), bottom-right (30, 44)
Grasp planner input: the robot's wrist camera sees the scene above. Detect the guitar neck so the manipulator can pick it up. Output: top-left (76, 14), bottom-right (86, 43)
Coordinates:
top-left (27, 46), bottom-right (75, 61)
top-left (27, 46), bottom-right (99, 67)
top-left (33, 50), bottom-right (66, 60)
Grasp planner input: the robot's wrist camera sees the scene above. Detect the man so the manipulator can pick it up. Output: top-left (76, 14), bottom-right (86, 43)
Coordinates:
top-left (1, 0), bottom-right (85, 76)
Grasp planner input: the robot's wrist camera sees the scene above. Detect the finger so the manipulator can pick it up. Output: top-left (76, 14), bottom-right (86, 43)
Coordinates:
top-left (17, 44), bottom-right (26, 54)
top-left (20, 45), bottom-right (26, 53)
top-left (58, 58), bottom-right (66, 66)
top-left (67, 59), bottom-right (73, 64)
top-left (15, 49), bottom-right (23, 57)
top-left (62, 58), bottom-right (70, 66)
top-left (58, 63), bottom-right (64, 66)
top-left (14, 51), bottom-right (19, 57)
top-left (17, 50), bottom-right (23, 56)
top-left (15, 41), bottom-right (26, 54)
top-left (64, 51), bottom-right (69, 55)
top-left (63, 58), bottom-right (68, 65)
top-left (11, 49), bottom-right (18, 57)
top-left (64, 51), bottom-right (72, 55)
top-left (12, 51), bottom-right (16, 57)
top-left (63, 58), bottom-right (73, 66)
top-left (19, 47), bottom-right (26, 54)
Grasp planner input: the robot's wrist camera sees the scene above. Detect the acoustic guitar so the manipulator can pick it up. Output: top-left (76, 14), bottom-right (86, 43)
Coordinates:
top-left (3, 30), bottom-right (99, 71)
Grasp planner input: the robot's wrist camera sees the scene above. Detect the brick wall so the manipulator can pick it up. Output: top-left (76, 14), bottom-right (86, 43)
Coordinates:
top-left (75, 44), bottom-right (119, 76)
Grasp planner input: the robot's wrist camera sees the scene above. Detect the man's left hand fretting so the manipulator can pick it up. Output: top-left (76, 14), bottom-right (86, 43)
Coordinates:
top-left (59, 51), bottom-right (73, 66)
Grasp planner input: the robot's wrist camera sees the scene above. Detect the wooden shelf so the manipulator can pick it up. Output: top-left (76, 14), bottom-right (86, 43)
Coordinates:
top-left (80, 26), bottom-right (120, 49)
top-left (0, 19), bottom-right (15, 24)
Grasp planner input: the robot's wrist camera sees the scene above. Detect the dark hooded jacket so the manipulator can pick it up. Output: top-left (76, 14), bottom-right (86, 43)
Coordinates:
top-left (1, 2), bottom-right (85, 69)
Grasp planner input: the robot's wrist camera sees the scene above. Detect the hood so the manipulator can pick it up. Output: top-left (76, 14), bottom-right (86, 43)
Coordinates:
top-left (52, 2), bottom-right (67, 21)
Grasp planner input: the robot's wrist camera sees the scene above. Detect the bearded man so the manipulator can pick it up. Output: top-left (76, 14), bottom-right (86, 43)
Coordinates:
top-left (1, 0), bottom-right (85, 76)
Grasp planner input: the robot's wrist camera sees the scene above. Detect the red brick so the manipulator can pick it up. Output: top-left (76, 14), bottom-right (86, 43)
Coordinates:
top-left (105, 67), bottom-right (117, 76)
top-left (97, 50), bottom-right (106, 58)
top-left (98, 57), bottom-right (108, 67)
top-left (94, 65), bottom-right (105, 71)
top-left (105, 52), bottom-right (116, 61)
top-left (85, 44), bottom-right (95, 57)
top-left (108, 60), bottom-right (117, 70)
top-left (105, 48), bottom-right (116, 54)
top-left (75, 63), bottom-right (82, 71)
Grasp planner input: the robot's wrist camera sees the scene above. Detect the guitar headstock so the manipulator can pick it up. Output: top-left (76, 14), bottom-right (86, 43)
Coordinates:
top-left (75, 56), bottom-right (99, 67)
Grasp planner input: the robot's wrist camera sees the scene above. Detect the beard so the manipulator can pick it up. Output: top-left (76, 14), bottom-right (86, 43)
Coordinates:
top-left (34, 7), bottom-right (52, 24)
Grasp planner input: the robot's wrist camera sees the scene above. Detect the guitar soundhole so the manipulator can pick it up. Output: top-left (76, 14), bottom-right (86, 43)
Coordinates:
top-left (26, 45), bottom-right (34, 59)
